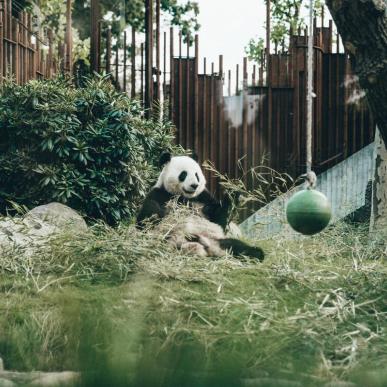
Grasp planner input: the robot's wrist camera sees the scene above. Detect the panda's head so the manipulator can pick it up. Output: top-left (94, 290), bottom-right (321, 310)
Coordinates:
top-left (155, 152), bottom-right (206, 198)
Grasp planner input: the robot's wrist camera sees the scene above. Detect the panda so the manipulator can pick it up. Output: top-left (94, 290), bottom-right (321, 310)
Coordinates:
top-left (136, 152), bottom-right (264, 261)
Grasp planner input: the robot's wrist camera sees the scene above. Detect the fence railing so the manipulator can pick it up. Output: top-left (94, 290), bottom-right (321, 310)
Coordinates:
top-left (0, 0), bottom-right (57, 83)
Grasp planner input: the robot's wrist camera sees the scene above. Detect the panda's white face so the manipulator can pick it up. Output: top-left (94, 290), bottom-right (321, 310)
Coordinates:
top-left (155, 155), bottom-right (206, 198)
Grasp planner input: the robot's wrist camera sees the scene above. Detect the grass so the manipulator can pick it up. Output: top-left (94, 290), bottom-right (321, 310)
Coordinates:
top-left (0, 214), bottom-right (387, 386)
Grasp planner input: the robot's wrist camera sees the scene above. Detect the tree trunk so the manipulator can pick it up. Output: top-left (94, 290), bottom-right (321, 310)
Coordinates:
top-left (325, 0), bottom-right (387, 144)
top-left (370, 128), bottom-right (387, 238)
top-left (325, 0), bottom-right (387, 234)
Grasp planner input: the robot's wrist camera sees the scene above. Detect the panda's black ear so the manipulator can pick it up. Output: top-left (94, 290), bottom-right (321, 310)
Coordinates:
top-left (190, 152), bottom-right (199, 162)
top-left (159, 151), bottom-right (172, 167)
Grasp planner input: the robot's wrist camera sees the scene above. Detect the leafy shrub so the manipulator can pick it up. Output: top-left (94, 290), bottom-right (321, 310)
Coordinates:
top-left (0, 76), bottom-right (175, 223)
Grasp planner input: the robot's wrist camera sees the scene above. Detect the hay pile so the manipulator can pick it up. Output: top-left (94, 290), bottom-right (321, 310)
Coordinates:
top-left (0, 211), bottom-right (386, 386)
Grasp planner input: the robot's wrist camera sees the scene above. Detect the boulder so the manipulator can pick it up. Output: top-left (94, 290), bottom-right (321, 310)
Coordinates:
top-left (0, 203), bottom-right (87, 256)
top-left (25, 203), bottom-right (87, 232)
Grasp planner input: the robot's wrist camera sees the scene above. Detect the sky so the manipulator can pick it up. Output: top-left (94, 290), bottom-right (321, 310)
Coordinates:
top-left (193, 0), bottom-right (267, 75)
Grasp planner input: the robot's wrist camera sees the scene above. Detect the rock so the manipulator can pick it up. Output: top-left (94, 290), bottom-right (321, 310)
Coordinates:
top-left (0, 203), bottom-right (87, 256)
top-left (25, 203), bottom-right (87, 232)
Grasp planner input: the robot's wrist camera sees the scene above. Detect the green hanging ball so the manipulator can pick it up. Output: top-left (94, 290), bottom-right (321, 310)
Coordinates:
top-left (286, 189), bottom-right (332, 235)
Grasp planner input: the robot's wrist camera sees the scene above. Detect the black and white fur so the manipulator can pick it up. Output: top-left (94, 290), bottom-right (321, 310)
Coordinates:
top-left (136, 152), bottom-right (264, 261)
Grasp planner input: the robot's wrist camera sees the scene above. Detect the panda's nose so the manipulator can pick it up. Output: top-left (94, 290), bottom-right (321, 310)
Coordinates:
top-left (190, 183), bottom-right (199, 190)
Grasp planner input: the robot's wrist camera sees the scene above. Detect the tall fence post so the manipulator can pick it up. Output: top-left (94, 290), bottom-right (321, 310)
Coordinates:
top-left (131, 26), bottom-right (136, 98)
top-left (155, 0), bottom-right (160, 102)
top-left (266, 0), bottom-right (272, 158)
top-left (0, 0), bottom-right (4, 82)
top-left (106, 27), bottom-right (111, 74)
top-left (169, 27), bottom-right (174, 120)
top-left (47, 29), bottom-right (53, 78)
top-left (90, 0), bottom-right (100, 73)
top-left (194, 34), bottom-right (199, 153)
top-left (65, 0), bottom-right (72, 74)
top-left (144, 0), bottom-right (153, 117)
top-left (123, 30), bottom-right (127, 92)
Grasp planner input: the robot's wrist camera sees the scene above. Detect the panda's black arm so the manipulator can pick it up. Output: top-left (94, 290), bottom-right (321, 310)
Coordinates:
top-left (196, 189), bottom-right (232, 229)
top-left (136, 188), bottom-right (172, 229)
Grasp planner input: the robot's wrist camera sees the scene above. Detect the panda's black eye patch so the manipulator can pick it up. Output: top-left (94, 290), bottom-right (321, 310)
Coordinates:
top-left (195, 173), bottom-right (200, 182)
top-left (178, 171), bottom-right (188, 182)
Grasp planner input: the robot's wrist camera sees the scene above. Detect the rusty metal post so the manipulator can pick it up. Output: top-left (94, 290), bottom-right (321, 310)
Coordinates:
top-left (115, 35), bottom-right (119, 85)
top-left (131, 26), bottom-right (136, 97)
top-left (47, 29), bottom-right (53, 78)
top-left (141, 42), bottom-right (144, 105)
top-left (155, 0), bottom-right (160, 101)
top-left (90, 0), bottom-right (100, 73)
top-left (228, 69), bottom-right (231, 96)
top-left (266, 0), bottom-right (272, 158)
top-left (106, 27), bottom-right (111, 74)
top-left (123, 30), bottom-right (127, 92)
top-left (236, 63), bottom-right (239, 94)
top-left (0, 1), bottom-right (4, 82)
top-left (242, 57), bottom-right (248, 181)
top-left (186, 33), bottom-right (190, 148)
top-left (169, 27), bottom-right (174, 120)
top-left (194, 34), bottom-right (199, 153)
top-left (266, 0), bottom-right (271, 80)
top-left (144, 0), bottom-right (153, 116)
top-left (65, 0), bottom-right (72, 74)
top-left (163, 31), bottom-right (166, 98)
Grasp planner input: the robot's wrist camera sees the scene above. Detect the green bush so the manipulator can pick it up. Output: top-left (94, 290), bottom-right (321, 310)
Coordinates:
top-left (0, 76), bottom-right (175, 223)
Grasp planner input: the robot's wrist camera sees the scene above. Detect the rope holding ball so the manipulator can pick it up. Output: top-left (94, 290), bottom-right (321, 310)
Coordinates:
top-left (285, 0), bottom-right (332, 235)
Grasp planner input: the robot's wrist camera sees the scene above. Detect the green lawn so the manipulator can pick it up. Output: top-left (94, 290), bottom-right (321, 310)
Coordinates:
top-left (1, 220), bottom-right (387, 386)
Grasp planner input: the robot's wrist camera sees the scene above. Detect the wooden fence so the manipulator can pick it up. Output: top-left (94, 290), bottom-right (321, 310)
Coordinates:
top-left (169, 25), bottom-right (375, 197)
top-left (0, 0), bottom-right (57, 83)
top-left (98, 10), bottom-right (375, 216)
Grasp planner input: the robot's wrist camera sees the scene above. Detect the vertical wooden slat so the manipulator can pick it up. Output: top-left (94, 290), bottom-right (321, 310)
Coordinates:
top-left (336, 31), bottom-right (340, 54)
top-left (163, 31), bottom-right (166, 99)
top-left (131, 26), bottom-right (136, 98)
top-left (106, 27), bottom-right (111, 74)
top-left (202, 58), bottom-right (207, 160)
top-left (141, 42), bottom-right (144, 104)
top-left (186, 34), bottom-right (190, 149)
top-left (155, 0), bottom-right (160, 101)
top-left (0, 1), bottom-right (4, 81)
top-left (235, 63), bottom-right (239, 94)
top-left (242, 57), bottom-right (248, 183)
top-left (209, 64), bottom-right (215, 192)
top-left (47, 29), bottom-right (53, 78)
top-left (328, 20), bottom-right (333, 53)
top-left (343, 52), bottom-right (349, 158)
top-left (218, 55), bottom-right (224, 174)
top-left (144, 0), bottom-right (153, 116)
top-left (228, 69), bottom-right (231, 96)
top-left (65, 0), bottom-right (72, 74)
top-left (14, 15), bottom-right (19, 83)
top-left (123, 31), bottom-right (127, 92)
top-left (194, 34), bottom-right (199, 153)
top-left (266, 0), bottom-right (272, 164)
top-left (115, 36), bottom-right (119, 86)
top-left (169, 27), bottom-right (174, 120)
top-left (178, 55), bottom-right (183, 145)
top-left (90, 0), bottom-right (100, 73)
